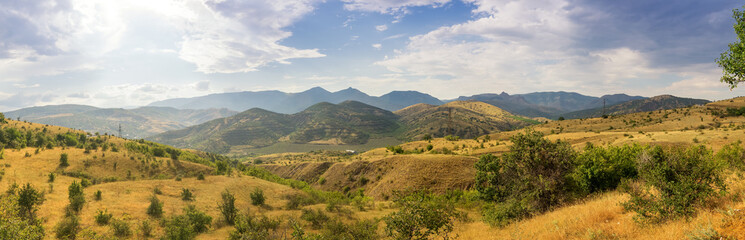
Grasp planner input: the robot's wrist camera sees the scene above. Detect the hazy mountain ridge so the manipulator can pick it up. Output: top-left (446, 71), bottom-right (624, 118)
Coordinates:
top-left (148, 87), bottom-right (444, 113)
top-left (561, 95), bottom-right (711, 119)
top-left (4, 105), bottom-right (237, 138)
top-left (451, 92), bottom-right (646, 118)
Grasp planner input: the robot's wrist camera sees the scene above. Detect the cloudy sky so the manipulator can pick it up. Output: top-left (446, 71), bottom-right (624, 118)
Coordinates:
top-left (0, 0), bottom-right (743, 111)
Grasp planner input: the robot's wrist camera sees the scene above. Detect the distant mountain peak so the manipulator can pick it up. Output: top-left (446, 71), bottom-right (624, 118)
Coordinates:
top-left (301, 86), bottom-right (331, 94)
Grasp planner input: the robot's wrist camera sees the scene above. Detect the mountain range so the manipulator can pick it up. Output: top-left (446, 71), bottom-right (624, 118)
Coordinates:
top-left (148, 87), bottom-right (649, 118)
top-left (450, 91), bottom-right (646, 118)
top-left (4, 105), bottom-right (236, 138)
top-left (148, 100), bottom-right (538, 155)
top-left (561, 95), bottom-right (711, 119)
top-left (147, 87), bottom-right (444, 113)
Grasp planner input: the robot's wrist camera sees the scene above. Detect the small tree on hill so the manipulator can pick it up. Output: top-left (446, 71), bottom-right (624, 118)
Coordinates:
top-left (218, 190), bottom-right (237, 225)
top-left (17, 183), bottom-right (45, 221)
top-left (59, 153), bottom-right (69, 168)
top-left (67, 181), bottom-right (85, 213)
top-left (147, 195), bottom-right (163, 218)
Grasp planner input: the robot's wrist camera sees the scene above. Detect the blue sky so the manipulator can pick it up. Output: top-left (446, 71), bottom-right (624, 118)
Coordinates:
top-left (0, 0), bottom-right (743, 111)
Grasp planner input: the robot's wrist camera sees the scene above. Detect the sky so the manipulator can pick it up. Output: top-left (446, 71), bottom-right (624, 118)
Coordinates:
top-left (0, 0), bottom-right (744, 111)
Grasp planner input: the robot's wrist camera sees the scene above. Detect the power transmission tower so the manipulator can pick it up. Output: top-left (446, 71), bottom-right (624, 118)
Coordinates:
top-left (118, 123), bottom-right (122, 138)
top-left (602, 99), bottom-right (606, 116)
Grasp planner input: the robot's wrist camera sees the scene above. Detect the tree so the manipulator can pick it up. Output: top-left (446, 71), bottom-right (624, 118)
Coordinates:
top-left (218, 190), bottom-right (237, 225)
top-left (67, 181), bottom-right (85, 213)
top-left (475, 129), bottom-right (578, 220)
top-left (59, 153), bottom-right (69, 168)
top-left (384, 190), bottom-right (465, 240)
top-left (17, 183), bottom-right (44, 221)
top-left (147, 195), bottom-right (163, 218)
top-left (718, 6), bottom-right (745, 89)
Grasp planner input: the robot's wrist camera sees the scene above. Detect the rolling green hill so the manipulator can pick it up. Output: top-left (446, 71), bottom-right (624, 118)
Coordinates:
top-left (395, 101), bottom-right (539, 140)
top-left (4, 105), bottom-right (236, 138)
top-left (150, 100), bottom-right (540, 155)
top-left (148, 101), bottom-right (404, 154)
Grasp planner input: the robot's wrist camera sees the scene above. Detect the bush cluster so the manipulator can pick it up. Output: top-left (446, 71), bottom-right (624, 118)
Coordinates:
top-left (475, 129), bottom-right (732, 226)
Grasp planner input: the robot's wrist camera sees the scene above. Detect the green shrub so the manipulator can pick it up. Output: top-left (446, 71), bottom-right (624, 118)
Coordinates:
top-left (94, 190), bottom-right (102, 201)
top-left (571, 144), bottom-right (644, 195)
top-left (94, 209), bottom-right (112, 225)
top-left (146, 195), bottom-right (163, 218)
top-left (197, 173), bottom-right (205, 180)
top-left (250, 188), bottom-right (265, 206)
top-left (386, 145), bottom-right (404, 154)
top-left (229, 214), bottom-right (281, 240)
top-left (300, 208), bottom-right (330, 229)
top-left (163, 215), bottom-right (194, 240)
top-left (184, 205), bottom-right (212, 234)
top-left (621, 146), bottom-right (727, 223)
top-left (54, 215), bottom-right (80, 240)
top-left (426, 144), bottom-right (433, 151)
top-left (110, 219), bottom-right (131, 237)
top-left (285, 193), bottom-right (315, 210)
top-left (181, 188), bottom-right (194, 201)
top-left (384, 190), bottom-right (466, 240)
top-left (163, 205), bottom-right (212, 239)
top-left (218, 190), bottom-right (237, 225)
top-left (715, 141), bottom-right (745, 170)
top-left (475, 129), bottom-right (577, 214)
top-left (481, 198), bottom-right (530, 227)
top-left (153, 186), bottom-right (162, 195)
top-left (17, 183), bottom-right (44, 221)
top-left (48, 173), bottom-right (55, 183)
top-left (0, 194), bottom-right (45, 240)
top-left (59, 153), bottom-right (69, 168)
top-left (67, 181), bottom-right (85, 214)
top-left (139, 220), bottom-right (153, 238)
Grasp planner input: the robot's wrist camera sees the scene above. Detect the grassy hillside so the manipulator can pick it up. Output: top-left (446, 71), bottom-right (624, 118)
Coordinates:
top-left (254, 97), bottom-right (745, 239)
top-left (395, 101), bottom-right (538, 140)
top-left (562, 94), bottom-right (710, 119)
top-left (5, 105), bottom-right (236, 138)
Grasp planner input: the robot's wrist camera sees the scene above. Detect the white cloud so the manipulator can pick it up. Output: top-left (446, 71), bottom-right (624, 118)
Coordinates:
top-left (342, 0), bottom-right (451, 13)
top-left (12, 83), bottom-right (41, 88)
top-left (191, 80), bottom-right (210, 91)
top-left (373, 0), bottom-right (737, 99)
top-left (375, 24), bottom-right (388, 31)
top-left (0, 0), bottom-right (326, 80)
top-left (372, 43), bottom-right (382, 49)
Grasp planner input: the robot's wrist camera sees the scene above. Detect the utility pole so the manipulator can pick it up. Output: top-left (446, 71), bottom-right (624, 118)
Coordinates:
top-left (602, 99), bottom-right (606, 116)
top-left (118, 123), bottom-right (122, 138)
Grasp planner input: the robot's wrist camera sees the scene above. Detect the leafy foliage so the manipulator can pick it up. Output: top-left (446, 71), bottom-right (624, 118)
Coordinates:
top-left (475, 129), bottom-right (577, 214)
top-left (67, 181), bottom-right (85, 214)
top-left (94, 209), bottom-right (112, 225)
top-left (384, 190), bottom-right (466, 240)
top-left (717, 5), bottom-right (745, 89)
top-left (571, 144), bottom-right (644, 195)
top-left (218, 190), bottom-right (238, 225)
top-left (0, 193), bottom-right (44, 240)
top-left (228, 214), bottom-right (281, 240)
top-left (54, 215), bottom-right (80, 240)
top-left (250, 187), bottom-right (266, 206)
top-left (621, 146), bottom-right (727, 223)
top-left (146, 195), bottom-right (163, 218)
